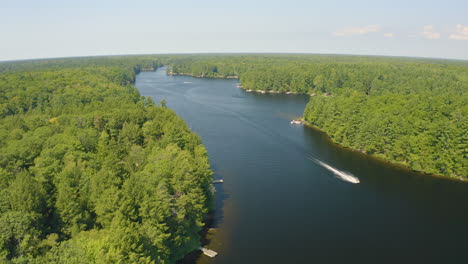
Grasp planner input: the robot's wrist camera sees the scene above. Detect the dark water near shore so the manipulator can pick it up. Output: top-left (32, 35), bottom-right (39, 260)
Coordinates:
top-left (135, 68), bottom-right (468, 264)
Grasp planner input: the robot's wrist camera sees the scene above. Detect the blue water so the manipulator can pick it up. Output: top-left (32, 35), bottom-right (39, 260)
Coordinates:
top-left (135, 68), bottom-right (468, 264)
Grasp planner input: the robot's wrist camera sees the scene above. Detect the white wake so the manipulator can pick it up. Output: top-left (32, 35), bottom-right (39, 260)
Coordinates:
top-left (309, 157), bottom-right (360, 184)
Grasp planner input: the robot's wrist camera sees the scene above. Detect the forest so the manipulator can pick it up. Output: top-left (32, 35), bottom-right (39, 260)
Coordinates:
top-left (0, 53), bottom-right (466, 263)
top-left (0, 57), bottom-right (214, 263)
top-left (169, 55), bottom-right (467, 179)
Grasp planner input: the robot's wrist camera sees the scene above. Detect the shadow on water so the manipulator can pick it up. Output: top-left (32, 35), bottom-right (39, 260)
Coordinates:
top-left (210, 166), bottom-right (230, 228)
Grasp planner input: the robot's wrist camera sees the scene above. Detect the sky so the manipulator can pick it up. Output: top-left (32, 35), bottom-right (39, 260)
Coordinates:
top-left (1, 0), bottom-right (468, 61)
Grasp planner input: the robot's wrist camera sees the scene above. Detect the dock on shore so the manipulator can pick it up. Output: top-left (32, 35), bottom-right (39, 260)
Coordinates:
top-left (199, 247), bottom-right (218, 257)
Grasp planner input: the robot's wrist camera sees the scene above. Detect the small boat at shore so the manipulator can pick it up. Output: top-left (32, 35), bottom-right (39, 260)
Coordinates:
top-left (290, 120), bottom-right (302, 124)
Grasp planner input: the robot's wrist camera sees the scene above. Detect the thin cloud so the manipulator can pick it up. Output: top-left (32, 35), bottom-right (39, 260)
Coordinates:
top-left (383, 33), bottom-right (394, 38)
top-left (333, 25), bottom-right (381, 36)
top-left (422, 25), bottom-right (440, 39)
top-left (449, 24), bottom-right (468, 40)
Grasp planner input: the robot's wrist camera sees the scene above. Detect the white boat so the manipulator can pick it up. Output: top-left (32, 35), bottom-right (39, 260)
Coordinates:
top-left (290, 120), bottom-right (302, 124)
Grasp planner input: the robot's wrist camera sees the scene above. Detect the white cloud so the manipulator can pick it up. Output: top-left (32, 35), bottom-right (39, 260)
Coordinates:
top-left (449, 24), bottom-right (468, 40)
top-left (333, 25), bottom-right (381, 36)
top-left (383, 33), bottom-right (394, 38)
top-left (422, 25), bottom-right (441, 39)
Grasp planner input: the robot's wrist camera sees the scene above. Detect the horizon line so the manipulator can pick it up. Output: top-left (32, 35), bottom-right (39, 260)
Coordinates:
top-left (1, 52), bottom-right (468, 64)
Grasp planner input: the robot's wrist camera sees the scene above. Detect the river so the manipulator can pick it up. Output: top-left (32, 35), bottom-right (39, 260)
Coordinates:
top-left (135, 68), bottom-right (468, 264)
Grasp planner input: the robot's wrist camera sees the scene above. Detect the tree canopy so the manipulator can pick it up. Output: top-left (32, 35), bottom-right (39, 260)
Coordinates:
top-left (1, 54), bottom-right (466, 264)
top-left (0, 57), bottom-right (214, 263)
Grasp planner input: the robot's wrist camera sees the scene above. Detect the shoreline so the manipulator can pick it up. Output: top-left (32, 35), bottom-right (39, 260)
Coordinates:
top-left (176, 210), bottom-right (217, 264)
top-left (299, 118), bottom-right (466, 183)
top-left (244, 89), bottom-right (317, 96)
top-left (165, 70), bottom-right (465, 182)
top-left (137, 68), bottom-right (223, 263)
top-left (168, 71), bottom-right (318, 96)
top-left (167, 72), bottom-right (239, 79)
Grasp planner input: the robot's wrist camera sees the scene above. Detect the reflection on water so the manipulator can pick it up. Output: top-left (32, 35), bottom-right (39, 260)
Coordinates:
top-left (136, 68), bottom-right (468, 264)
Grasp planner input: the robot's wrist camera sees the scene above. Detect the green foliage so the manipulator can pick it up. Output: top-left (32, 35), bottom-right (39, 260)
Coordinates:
top-left (169, 54), bottom-right (467, 179)
top-left (2, 53), bottom-right (465, 263)
top-left (0, 57), bottom-right (214, 263)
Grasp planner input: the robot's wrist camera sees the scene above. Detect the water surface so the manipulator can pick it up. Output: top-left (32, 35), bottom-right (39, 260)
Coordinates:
top-left (135, 68), bottom-right (468, 264)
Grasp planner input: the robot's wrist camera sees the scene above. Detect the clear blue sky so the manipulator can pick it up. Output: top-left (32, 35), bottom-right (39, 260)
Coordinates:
top-left (1, 0), bottom-right (468, 61)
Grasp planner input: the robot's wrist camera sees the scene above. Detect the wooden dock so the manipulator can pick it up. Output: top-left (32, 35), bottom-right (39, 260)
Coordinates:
top-left (199, 247), bottom-right (218, 257)
top-left (212, 179), bottom-right (224, 184)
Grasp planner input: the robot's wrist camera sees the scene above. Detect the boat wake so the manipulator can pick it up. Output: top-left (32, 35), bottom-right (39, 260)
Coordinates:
top-left (308, 157), bottom-right (360, 184)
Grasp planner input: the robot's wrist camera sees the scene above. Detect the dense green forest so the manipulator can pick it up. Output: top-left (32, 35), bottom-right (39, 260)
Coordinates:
top-left (0, 57), bottom-right (214, 263)
top-left (169, 55), bottom-right (468, 179)
top-left (0, 54), bottom-right (466, 264)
